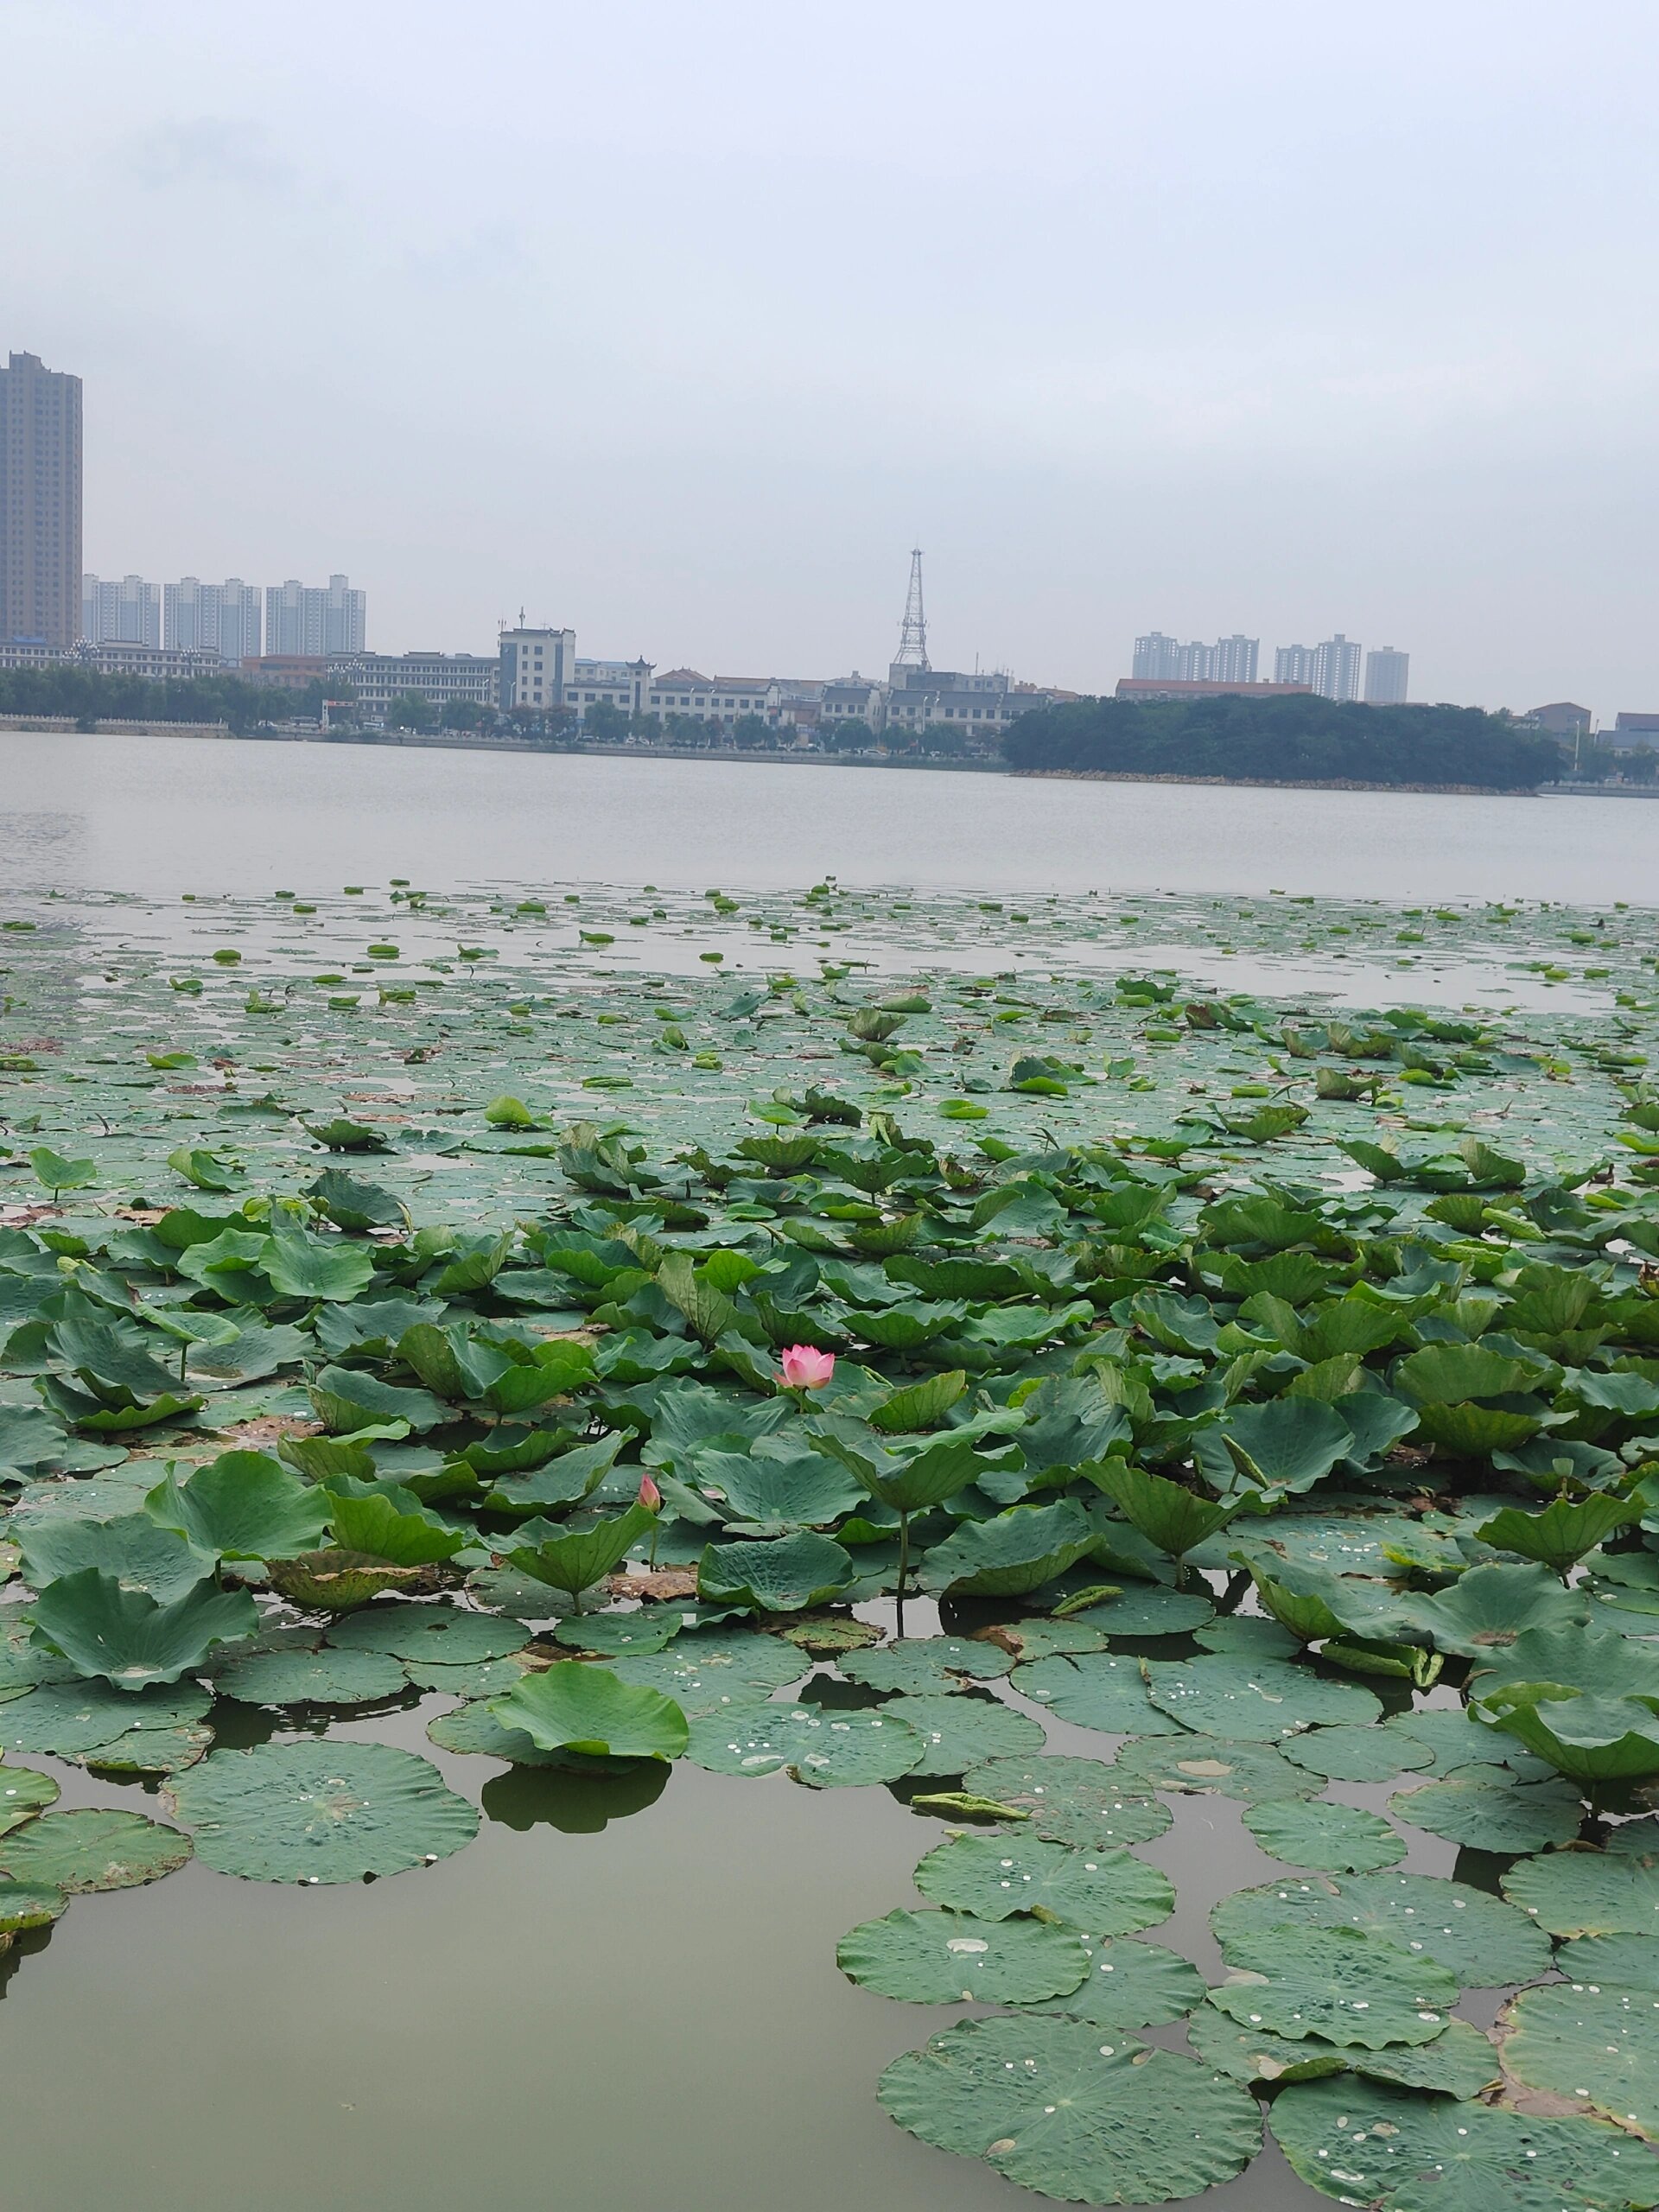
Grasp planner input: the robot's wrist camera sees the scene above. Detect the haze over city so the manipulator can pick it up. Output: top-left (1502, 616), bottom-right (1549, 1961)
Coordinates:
top-left (5, 0), bottom-right (1657, 718)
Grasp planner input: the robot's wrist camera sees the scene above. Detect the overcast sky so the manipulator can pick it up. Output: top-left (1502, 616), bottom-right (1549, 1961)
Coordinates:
top-left (7, 1), bottom-right (1656, 718)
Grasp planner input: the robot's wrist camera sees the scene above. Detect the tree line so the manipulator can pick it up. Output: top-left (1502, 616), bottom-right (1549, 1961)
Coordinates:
top-left (0, 664), bottom-right (327, 734)
top-left (1001, 694), bottom-right (1564, 790)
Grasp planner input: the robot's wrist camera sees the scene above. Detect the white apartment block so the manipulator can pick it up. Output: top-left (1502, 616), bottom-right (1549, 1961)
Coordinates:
top-left (329, 650), bottom-right (499, 720)
top-left (1134, 632), bottom-right (1259, 684)
top-left (266, 575), bottom-right (365, 657)
top-left (165, 577), bottom-right (262, 662)
top-left (80, 573), bottom-right (160, 647)
top-left (1363, 646), bottom-right (1409, 705)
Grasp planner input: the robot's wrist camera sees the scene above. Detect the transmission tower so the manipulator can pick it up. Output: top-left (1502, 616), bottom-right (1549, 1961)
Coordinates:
top-left (894, 547), bottom-right (930, 669)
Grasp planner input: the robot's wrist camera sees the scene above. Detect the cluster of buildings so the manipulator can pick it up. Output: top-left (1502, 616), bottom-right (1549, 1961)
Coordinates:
top-left (78, 572), bottom-right (366, 662)
top-left (1130, 631), bottom-right (1410, 706)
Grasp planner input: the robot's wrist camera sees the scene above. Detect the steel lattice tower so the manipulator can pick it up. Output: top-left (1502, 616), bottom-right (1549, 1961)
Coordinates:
top-left (894, 547), bottom-right (930, 669)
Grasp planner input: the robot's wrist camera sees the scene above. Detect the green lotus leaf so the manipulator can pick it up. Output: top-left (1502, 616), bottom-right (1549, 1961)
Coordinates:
top-left (508, 1501), bottom-right (655, 1605)
top-left (918, 1499), bottom-right (1098, 1598)
top-left (811, 1421), bottom-right (984, 1514)
top-left (1283, 1725), bottom-right (1433, 1784)
top-left (841, 1637), bottom-right (1013, 1694)
top-left (483, 1434), bottom-right (622, 1518)
top-left (18, 1512), bottom-right (217, 1603)
top-left (883, 1690), bottom-right (1046, 1774)
top-left (1479, 1688), bottom-right (1659, 1787)
top-left (322, 1489), bottom-right (467, 1568)
top-left (1478, 1494), bottom-right (1642, 1576)
top-left (327, 1606), bottom-right (530, 1665)
top-left (167, 1739), bottom-right (478, 1881)
top-left (684, 1700), bottom-right (923, 1785)
top-left (1143, 1656), bottom-right (1380, 1741)
top-left (0, 1879), bottom-right (67, 1932)
top-left (0, 1806), bottom-right (191, 1891)
top-left (868, 1370), bottom-right (968, 1433)
top-left (1554, 1933), bottom-right (1659, 1988)
top-left (838, 1906), bottom-right (1089, 2005)
top-left (1413, 1398), bottom-right (1549, 1454)
top-left (214, 1646), bottom-right (408, 1707)
top-left (691, 1444), bottom-right (864, 1529)
top-left (1503, 1849), bottom-right (1659, 1938)
top-left (144, 1452), bottom-right (332, 1561)
top-left (1395, 1341), bottom-right (1545, 1402)
top-left (1211, 1922), bottom-right (1457, 2046)
top-left (1242, 1796), bottom-right (1407, 1873)
top-left (1501, 1980), bottom-right (1659, 2139)
top-left (1083, 1457), bottom-right (1251, 1560)
top-left (1383, 1702), bottom-right (1557, 1779)
top-left (1027, 1934), bottom-right (1206, 2027)
top-left (0, 1678), bottom-right (210, 1758)
top-left (261, 1225), bottom-right (377, 1302)
top-left (491, 1662), bottom-right (687, 1761)
top-left (607, 1630), bottom-right (804, 1709)
top-left (1269, 2074), bottom-right (1656, 2210)
top-left (427, 1698), bottom-right (567, 1765)
top-left (47, 1313), bottom-right (184, 1407)
top-left (1116, 1732), bottom-right (1321, 1801)
top-left (0, 1759), bottom-right (59, 1834)
top-left (308, 1364), bottom-right (448, 1435)
top-left (1472, 1623), bottom-right (1659, 1703)
top-left (306, 1170), bottom-right (407, 1231)
top-left (302, 1117), bottom-right (391, 1152)
top-left (1392, 1769), bottom-right (1586, 1853)
top-left (1190, 2003), bottom-right (1500, 2097)
top-left (1218, 1397), bottom-right (1353, 1494)
top-left (29, 1145), bottom-right (95, 1193)
top-left (1392, 1560), bottom-right (1589, 1658)
top-left (1009, 1650), bottom-right (1181, 1736)
top-left (29, 1569), bottom-right (257, 1690)
top-left (960, 1754), bottom-right (1173, 1848)
top-left (695, 1531), bottom-right (855, 1612)
top-left (914, 1830), bottom-right (1174, 1935)
top-left (878, 2014), bottom-right (1260, 2202)
top-left (1214, 1869), bottom-right (1553, 1986)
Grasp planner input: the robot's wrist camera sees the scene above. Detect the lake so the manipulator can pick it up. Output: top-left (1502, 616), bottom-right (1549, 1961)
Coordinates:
top-left (3, 730), bottom-right (1655, 905)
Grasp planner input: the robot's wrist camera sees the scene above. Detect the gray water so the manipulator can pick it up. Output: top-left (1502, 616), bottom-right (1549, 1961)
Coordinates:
top-left (2, 729), bottom-right (1653, 904)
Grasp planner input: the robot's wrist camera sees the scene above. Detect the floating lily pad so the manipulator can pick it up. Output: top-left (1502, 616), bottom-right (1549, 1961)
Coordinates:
top-left (1050, 1585), bottom-right (1217, 1639)
top-left (878, 2014), bottom-right (1261, 2203)
top-left (1009, 1651), bottom-right (1179, 1736)
top-left (1503, 1850), bottom-right (1659, 1939)
top-left (841, 1637), bottom-right (1014, 1694)
top-left (0, 1880), bottom-right (67, 1933)
top-left (1114, 1732), bottom-right (1320, 1802)
top-left (1242, 1796), bottom-right (1407, 1873)
top-left (1283, 1725), bottom-right (1433, 1784)
top-left (685, 1699), bottom-right (924, 1785)
top-left (1555, 1933), bottom-right (1659, 1989)
top-left (1502, 1980), bottom-right (1659, 2139)
top-left (1384, 1703), bottom-right (1554, 1780)
top-left (327, 1606), bottom-right (530, 1665)
top-left (402, 1652), bottom-right (531, 1698)
top-left (167, 1740), bottom-right (479, 1882)
top-left (1143, 1656), bottom-right (1380, 1741)
top-left (882, 1691), bottom-right (1046, 1775)
top-left (215, 1646), bottom-right (409, 1707)
top-left (81, 1720), bottom-right (213, 1775)
top-left (427, 1699), bottom-right (565, 1766)
top-left (960, 1754), bottom-right (1173, 1847)
top-left (1027, 1935), bottom-right (1206, 2027)
top-left (1210, 1922), bottom-right (1456, 2046)
top-left (607, 1632), bottom-right (804, 1707)
top-left (1190, 2003), bottom-right (1500, 2097)
top-left (0, 1807), bottom-right (191, 1891)
top-left (1215, 1869), bottom-right (1553, 1986)
top-left (838, 1906), bottom-right (1089, 2005)
top-left (0, 1761), bottom-right (58, 1834)
top-left (1391, 1770), bottom-right (1585, 1854)
top-left (0, 1679), bottom-right (210, 1758)
top-left (1269, 2074), bottom-right (1656, 2210)
top-left (914, 1831), bottom-right (1175, 1935)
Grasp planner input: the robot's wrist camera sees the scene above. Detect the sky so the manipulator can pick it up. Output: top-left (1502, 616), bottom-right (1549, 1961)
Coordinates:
top-left (5, 0), bottom-right (1657, 720)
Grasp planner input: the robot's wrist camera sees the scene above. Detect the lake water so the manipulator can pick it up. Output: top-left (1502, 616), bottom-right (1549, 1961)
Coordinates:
top-left (3, 729), bottom-right (1656, 905)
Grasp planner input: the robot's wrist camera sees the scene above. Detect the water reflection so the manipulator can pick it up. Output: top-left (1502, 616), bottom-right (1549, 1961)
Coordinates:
top-left (480, 1757), bottom-right (670, 1832)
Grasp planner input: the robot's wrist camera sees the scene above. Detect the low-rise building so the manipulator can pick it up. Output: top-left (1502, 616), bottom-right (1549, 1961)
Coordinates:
top-left (1611, 712), bottom-right (1659, 753)
top-left (0, 638), bottom-right (222, 679)
top-left (241, 656), bottom-right (327, 694)
top-left (329, 650), bottom-right (499, 721)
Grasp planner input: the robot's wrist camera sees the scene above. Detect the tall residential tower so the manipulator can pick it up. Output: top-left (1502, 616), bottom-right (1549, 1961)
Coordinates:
top-left (0, 350), bottom-right (83, 646)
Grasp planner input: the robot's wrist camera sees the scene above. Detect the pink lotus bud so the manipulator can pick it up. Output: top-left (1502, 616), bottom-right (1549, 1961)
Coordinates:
top-left (638, 1473), bottom-right (663, 1513)
top-left (780, 1344), bottom-right (836, 1390)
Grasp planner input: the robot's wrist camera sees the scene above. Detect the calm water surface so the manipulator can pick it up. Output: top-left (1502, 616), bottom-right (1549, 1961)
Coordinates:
top-left (2, 730), bottom-right (1653, 904)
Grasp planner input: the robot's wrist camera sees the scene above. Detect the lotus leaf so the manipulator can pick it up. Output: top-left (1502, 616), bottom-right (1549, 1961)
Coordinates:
top-left (0, 1879), bottom-right (67, 1932)
top-left (1189, 2003), bottom-right (1501, 2096)
top-left (1115, 1732), bottom-right (1320, 1801)
top-left (1027, 1934), bottom-right (1205, 2026)
top-left (684, 1700), bottom-right (924, 1784)
top-left (144, 1452), bottom-right (332, 1561)
top-left (1214, 1869), bottom-right (1553, 1986)
top-left (1242, 1796), bottom-right (1407, 1872)
top-left (838, 1905), bottom-right (1089, 2005)
top-left (1392, 1769), bottom-right (1586, 1853)
top-left (508, 1501), bottom-right (655, 1607)
top-left (882, 1690), bottom-right (1046, 1773)
top-left (215, 1646), bottom-right (408, 1706)
top-left (0, 1806), bottom-right (191, 1891)
top-left (0, 1760), bottom-right (58, 1834)
top-left (914, 1830), bottom-right (1174, 1934)
top-left (841, 1637), bottom-right (1014, 1694)
top-left (1268, 2075), bottom-right (1657, 2211)
top-left (960, 1754), bottom-right (1173, 1847)
top-left (1143, 1656), bottom-right (1380, 1740)
top-left (1478, 1494), bottom-right (1642, 1577)
top-left (696, 1530), bottom-right (855, 1612)
top-left (29, 1569), bottom-right (257, 1690)
top-left (0, 1678), bottom-right (210, 1758)
top-left (325, 1490), bottom-right (467, 1567)
top-left (1556, 1933), bottom-right (1659, 1988)
top-left (327, 1606), bottom-right (530, 1664)
top-left (427, 1699), bottom-right (566, 1766)
top-left (1394, 1560), bottom-right (1589, 1658)
top-left (1083, 1457), bottom-right (1250, 1561)
top-left (308, 1364), bottom-right (448, 1434)
top-left (261, 1226), bottom-right (377, 1302)
top-left (1501, 1980), bottom-right (1659, 2139)
top-left (1010, 1651), bottom-right (1179, 1736)
top-left (878, 2014), bottom-right (1260, 2203)
top-left (492, 1662), bottom-right (687, 1761)
top-left (918, 1500), bottom-right (1099, 1597)
top-left (168, 1739), bottom-right (479, 1881)
top-left (1211, 1922), bottom-right (1456, 2046)
top-left (1503, 1850), bottom-right (1659, 1938)
top-left (1480, 1686), bottom-right (1659, 1786)
top-left (1284, 1725), bottom-right (1433, 1784)
top-left (1219, 1397), bottom-right (1353, 1494)
top-left (607, 1631), bottom-right (804, 1705)
top-left (19, 1512), bottom-right (217, 1604)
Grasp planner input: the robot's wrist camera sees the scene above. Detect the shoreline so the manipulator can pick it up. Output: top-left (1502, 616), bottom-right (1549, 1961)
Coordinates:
top-left (1014, 768), bottom-right (1537, 797)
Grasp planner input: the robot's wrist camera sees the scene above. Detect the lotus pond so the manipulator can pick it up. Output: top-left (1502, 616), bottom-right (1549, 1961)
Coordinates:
top-left (5, 873), bottom-right (1659, 2209)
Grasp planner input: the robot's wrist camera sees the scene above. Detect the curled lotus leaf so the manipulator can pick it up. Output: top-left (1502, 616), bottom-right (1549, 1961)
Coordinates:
top-left (18, 1513), bottom-right (217, 1605)
top-left (1268, 2074), bottom-right (1658, 2211)
top-left (1210, 1922), bottom-right (1457, 2047)
top-left (143, 1452), bottom-right (331, 1562)
top-left (695, 1530), bottom-right (855, 1613)
top-left (0, 1807), bottom-right (191, 1891)
top-left (492, 1662), bottom-right (687, 1761)
top-left (1478, 1685), bottom-right (1659, 1787)
top-left (167, 1739), bottom-right (479, 1883)
top-left (914, 1830), bottom-right (1174, 1935)
top-left (28, 1569), bottom-right (257, 1691)
top-left (1189, 2003), bottom-right (1501, 2098)
top-left (878, 2014), bottom-right (1261, 2205)
top-left (837, 1906), bottom-right (1089, 2005)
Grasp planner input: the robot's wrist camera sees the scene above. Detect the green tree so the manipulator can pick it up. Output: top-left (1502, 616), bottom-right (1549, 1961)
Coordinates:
top-left (440, 697), bottom-right (489, 730)
top-left (586, 701), bottom-right (629, 742)
top-left (824, 718), bottom-right (873, 752)
top-left (732, 714), bottom-right (773, 747)
top-left (386, 690), bottom-right (438, 732)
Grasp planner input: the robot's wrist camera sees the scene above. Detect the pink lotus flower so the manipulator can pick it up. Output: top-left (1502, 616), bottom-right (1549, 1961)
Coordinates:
top-left (638, 1473), bottom-right (663, 1513)
top-left (780, 1344), bottom-right (836, 1390)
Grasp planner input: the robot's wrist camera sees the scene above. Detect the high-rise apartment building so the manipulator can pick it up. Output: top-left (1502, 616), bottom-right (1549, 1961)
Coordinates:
top-left (1274, 643), bottom-right (1315, 687)
top-left (165, 577), bottom-right (262, 661)
top-left (1, 351), bottom-right (83, 646)
top-left (265, 574), bottom-right (365, 657)
top-left (1133, 632), bottom-right (1259, 684)
top-left (1310, 633), bottom-right (1363, 702)
top-left (1363, 646), bottom-right (1409, 705)
top-left (81, 572), bottom-right (161, 647)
